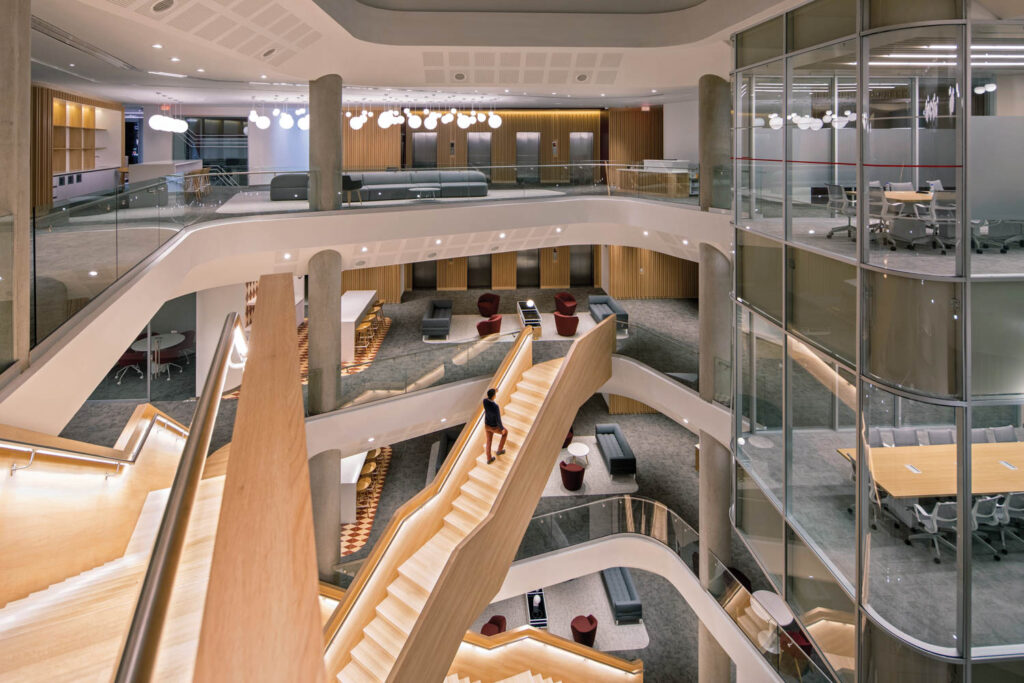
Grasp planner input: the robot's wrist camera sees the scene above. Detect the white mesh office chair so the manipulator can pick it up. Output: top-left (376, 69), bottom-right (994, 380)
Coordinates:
top-left (991, 425), bottom-right (1019, 443)
top-left (996, 492), bottom-right (1024, 552)
top-left (927, 428), bottom-right (955, 445)
top-left (972, 495), bottom-right (1004, 560)
top-left (926, 179), bottom-right (945, 192)
top-left (867, 186), bottom-right (904, 249)
top-left (825, 184), bottom-right (856, 239)
top-left (891, 427), bottom-right (920, 447)
top-left (887, 182), bottom-right (915, 191)
top-left (913, 191), bottom-right (958, 254)
top-left (908, 501), bottom-right (958, 563)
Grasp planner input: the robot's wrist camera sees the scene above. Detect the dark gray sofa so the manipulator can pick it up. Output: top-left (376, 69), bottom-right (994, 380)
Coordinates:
top-left (595, 423), bottom-right (637, 476)
top-left (601, 567), bottom-right (643, 624)
top-left (269, 173), bottom-right (309, 200)
top-left (422, 299), bottom-right (453, 338)
top-left (589, 295), bottom-right (628, 326)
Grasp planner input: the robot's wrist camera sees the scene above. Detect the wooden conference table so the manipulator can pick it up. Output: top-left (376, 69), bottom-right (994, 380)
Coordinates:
top-left (837, 442), bottom-right (1024, 498)
top-left (848, 190), bottom-right (932, 205)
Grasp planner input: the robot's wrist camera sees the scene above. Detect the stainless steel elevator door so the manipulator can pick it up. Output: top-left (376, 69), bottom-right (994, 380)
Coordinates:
top-left (569, 245), bottom-right (594, 287)
top-left (516, 249), bottom-right (540, 288)
top-left (467, 132), bottom-right (492, 179)
top-left (569, 132), bottom-right (594, 185)
top-left (412, 261), bottom-right (437, 289)
top-left (467, 254), bottom-right (491, 289)
top-left (412, 132), bottom-right (438, 168)
top-left (516, 132), bottom-right (541, 184)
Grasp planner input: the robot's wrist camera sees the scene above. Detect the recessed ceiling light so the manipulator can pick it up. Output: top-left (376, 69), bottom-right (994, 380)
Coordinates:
top-left (440, 418), bottom-right (447, 423)
top-left (260, 74), bottom-right (267, 79)
top-left (643, 231), bottom-right (649, 236)
top-left (361, 246), bottom-right (368, 252)
top-left (651, 89), bottom-right (658, 93)
top-left (69, 63), bottom-right (75, 67)
top-left (551, 92), bottom-right (556, 95)
top-left (196, 68), bottom-right (205, 72)
top-left (601, 93), bottom-right (606, 97)
top-left (555, 227), bottom-right (562, 233)
top-left (283, 252), bottom-right (292, 260)
top-left (170, 57), bottom-right (180, 62)
top-left (368, 437), bottom-right (375, 443)
top-left (499, 232), bottom-right (506, 239)
top-left (435, 239), bottom-right (442, 245)
top-left (504, 89), bottom-right (509, 93)
top-left (88, 270), bottom-right (98, 277)
top-left (682, 239), bottom-right (689, 245)
top-left (152, 44), bottom-right (163, 49)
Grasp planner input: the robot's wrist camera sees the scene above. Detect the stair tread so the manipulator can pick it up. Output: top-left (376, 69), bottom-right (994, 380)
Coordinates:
top-left (337, 658), bottom-right (378, 683)
top-left (350, 637), bottom-right (395, 680)
top-left (443, 508), bottom-right (477, 535)
top-left (365, 616), bottom-right (406, 655)
top-left (376, 595), bottom-right (418, 634)
top-left (452, 492), bottom-right (489, 519)
top-left (387, 574), bottom-right (429, 610)
top-left (460, 478), bottom-right (497, 504)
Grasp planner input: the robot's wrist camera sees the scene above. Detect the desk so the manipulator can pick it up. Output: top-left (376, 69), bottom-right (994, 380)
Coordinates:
top-left (751, 590), bottom-right (795, 628)
top-left (339, 451), bottom-right (368, 523)
top-left (131, 333), bottom-right (185, 375)
top-left (885, 191), bottom-right (932, 204)
top-left (340, 290), bottom-right (377, 363)
top-left (837, 442), bottom-right (1024, 498)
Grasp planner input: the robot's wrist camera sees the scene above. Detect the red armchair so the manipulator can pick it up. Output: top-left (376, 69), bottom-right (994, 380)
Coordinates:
top-left (559, 461), bottom-right (584, 491)
top-left (477, 292), bottom-right (500, 317)
top-left (554, 312), bottom-right (579, 337)
top-left (571, 614), bottom-right (598, 647)
top-left (477, 314), bottom-right (502, 337)
top-left (554, 292), bottom-right (577, 316)
top-left (481, 614), bottom-right (507, 636)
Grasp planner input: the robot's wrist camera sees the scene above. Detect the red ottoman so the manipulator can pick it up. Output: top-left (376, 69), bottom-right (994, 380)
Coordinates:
top-left (554, 312), bottom-right (579, 337)
top-left (477, 293), bottom-right (500, 317)
top-left (559, 461), bottom-right (584, 491)
top-left (477, 314), bottom-right (502, 336)
top-left (554, 292), bottom-right (577, 316)
top-left (571, 614), bottom-right (598, 647)
top-left (481, 614), bottom-right (506, 636)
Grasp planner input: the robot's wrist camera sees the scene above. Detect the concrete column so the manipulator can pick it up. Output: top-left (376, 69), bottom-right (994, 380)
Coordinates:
top-left (699, 243), bottom-right (732, 404)
top-left (698, 430), bottom-right (733, 683)
top-left (0, 0), bottom-right (31, 364)
top-left (698, 74), bottom-right (732, 212)
top-left (307, 250), bottom-right (342, 415)
top-left (308, 448), bottom-right (342, 581)
top-left (308, 74), bottom-right (343, 211)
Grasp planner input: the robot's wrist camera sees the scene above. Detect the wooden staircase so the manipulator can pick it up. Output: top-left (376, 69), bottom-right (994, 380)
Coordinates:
top-left (338, 360), bottom-right (562, 683)
top-left (495, 672), bottom-right (559, 683)
top-left (0, 477), bottom-right (225, 680)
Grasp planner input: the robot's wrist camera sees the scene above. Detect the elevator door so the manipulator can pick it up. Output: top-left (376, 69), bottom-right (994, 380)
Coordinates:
top-left (467, 254), bottom-right (491, 289)
top-left (516, 249), bottom-right (540, 288)
top-left (412, 261), bottom-right (437, 289)
top-left (412, 132), bottom-right (438, 168)
top-left (516, 132), bottom-right (541, 184)
top-left (569, 132), bottom-right (594, 185)
top-left (569, 245), bottom-right (594, 286)
top-left (467, 132), bottom-right (492, 179)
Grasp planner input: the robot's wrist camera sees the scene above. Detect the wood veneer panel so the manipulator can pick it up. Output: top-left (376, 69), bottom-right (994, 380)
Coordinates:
top-left (539, 247), bottom-right (571, 289)
top-left (607, 246), bottom-right (696, 299)
top-left (342, 265), bottom-right (402, 303)
top-left (608, 106), bottom-right (664, 186)
top-left (342, 106), bottom-right (402, 171)
top-left (194, 274), bottom-right (325, 683)
top-left (491, 251), bottom-right (517, 290)
top-left (404, 263), bottom-right (413, 292)
top-left (607, 394), bottom-right (658, 414)
top-left (391, 317), bottom-right (616, 681)
top-left (436, 257), bottom-right (468, 290)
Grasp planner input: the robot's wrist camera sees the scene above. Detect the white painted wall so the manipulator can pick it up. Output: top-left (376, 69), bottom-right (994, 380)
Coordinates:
top-left (195, 283), bottom-right (246, 393)
top-left (247, 122), bottom-right (309, 174)
top-left (663, 98), bottom-right (700, 163)
top-left (141, 104), bottom-right (173, 163)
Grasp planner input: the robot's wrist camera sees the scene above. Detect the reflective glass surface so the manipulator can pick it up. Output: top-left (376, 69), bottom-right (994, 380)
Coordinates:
top-left (737, 61), bottom-right (785, 238)
top-left (737, 229), bottom-right (783, 322)
top-left (787, 246), bottom-right (857, 364)
top-left (738, 312), bottom-right (785, 501)
top-left (972, 281), bottom-right (1024, 397)
top-left (736, 462), bottom-right (785, 587)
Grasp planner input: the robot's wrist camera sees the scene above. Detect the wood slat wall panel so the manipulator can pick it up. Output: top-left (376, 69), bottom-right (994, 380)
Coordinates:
top-left (608, 106), bottom-right (664, 186)
top-left (194, 274), bottom-right (325, 682)
top-left (342, 106), bottom-right (402, 171)
top-left (341, 265), bottom-right (402, 303)
top-left (607, 394), bottom-right (658, 414)
top-left (436, 257), bottom-right (468, 290)
top-left (607, 246), bottom-right (698, 299)
top-left (491, 251), bottom-right (517, 290)
top-left (539, 247), bottom-right (571, 289)
top-left (403, 263), bottom-right (413, 292)
top-left (593, 245), bottom-right (604, 289)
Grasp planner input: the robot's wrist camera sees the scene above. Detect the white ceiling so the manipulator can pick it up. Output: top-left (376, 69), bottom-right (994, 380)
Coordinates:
top-left (29, 0), bottom-right (799, 108)
top-left (354, 0), bottom-right (705, 13)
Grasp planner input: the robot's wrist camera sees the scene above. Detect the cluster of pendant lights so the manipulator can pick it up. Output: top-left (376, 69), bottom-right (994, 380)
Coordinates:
top-left (247, 105), bottom-right (310, 131)
top-left (346, 107), bottom-right (502, 131)
top-left (757, 109), bottom-right (857, 130)
top-left (147, 113), bottom-right (189, 133)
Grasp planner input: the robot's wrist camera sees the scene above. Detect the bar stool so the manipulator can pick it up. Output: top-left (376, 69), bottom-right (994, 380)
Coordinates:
top-left (361, 461), bottom-right (377, 477)
top-left (363, 313), bottom-right (379, 339)
top-left (365, 447), bottom-right (381, 461)
top-left (356, 476), bottom-right (373, 510)
top-left (372, 303), bottom-right (384, 326)
top-left (355, 321), bottom-right (372, 351)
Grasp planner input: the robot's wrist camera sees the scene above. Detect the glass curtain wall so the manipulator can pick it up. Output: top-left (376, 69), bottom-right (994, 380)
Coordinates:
top-left (733, 0), bottom-right (1024, 678)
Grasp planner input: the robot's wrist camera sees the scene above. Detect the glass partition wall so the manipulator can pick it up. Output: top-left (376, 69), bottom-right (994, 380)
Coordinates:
top-left (733, 1), bottom-right (1024, 679)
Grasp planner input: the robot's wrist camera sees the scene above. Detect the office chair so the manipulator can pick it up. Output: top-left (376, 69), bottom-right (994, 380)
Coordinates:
top-left (867, 427), bottom-right (884, 448)
top-left (926, 179), bottom-right (945, 192)
top-left (867, 186), bottom-right (903, 249)
top-left (972, 428), bottom-right (991, 444)
top-left (992, 425), bottom-right (1019, 443)
top-left (908, 501), bottom-right (958, 563)
top-left (996, 492), bottom-right (1024, 551)
top-left (891, 427), bottom-right (920, 447)
top-left (927, 428), bottom-right (955, 445)
top-left (887, 181), bottom-right (915, 192)
top-left (972, 495), bottom-right (1004, 560)
top-left (913, 191), bottom-right (958, 254)
top-left (974, 219), bottom-right (1024, 253)
top-left (825, 184), bottom-right (856, 239)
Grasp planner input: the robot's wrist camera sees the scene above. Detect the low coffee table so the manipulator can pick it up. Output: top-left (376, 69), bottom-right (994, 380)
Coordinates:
top-left (567, 441), bottom-right (590, 467)
top-left (517, 300), bottom-right (542, 339)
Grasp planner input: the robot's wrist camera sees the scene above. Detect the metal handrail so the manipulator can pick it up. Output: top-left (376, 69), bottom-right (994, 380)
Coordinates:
top-left (114, 312), bottom-right (247, 682)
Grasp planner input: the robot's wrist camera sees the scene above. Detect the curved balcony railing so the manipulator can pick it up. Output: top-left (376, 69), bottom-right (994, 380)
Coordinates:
top-left (31, 162), bottom-right (702, 349)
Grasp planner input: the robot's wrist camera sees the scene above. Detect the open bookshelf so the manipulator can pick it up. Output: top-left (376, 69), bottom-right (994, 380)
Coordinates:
top-left (51, 97), bottom-right (121, 174)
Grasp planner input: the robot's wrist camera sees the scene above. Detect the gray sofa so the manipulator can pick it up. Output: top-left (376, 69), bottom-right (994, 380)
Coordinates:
top-left (595, 423), bottom-right (637, 476)
top-left (601, 567), bottom-right (643, 624)
top-left (422, 299), bottom-right (453, 338)
top-left (268, 169), bottom-right (488, 202)
top-left (269, 173), bottom-right (309, 201)
top-left (589, 295), bottom-right (628, 326)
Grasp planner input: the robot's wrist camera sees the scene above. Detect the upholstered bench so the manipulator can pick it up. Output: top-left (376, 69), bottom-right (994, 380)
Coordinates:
top-left (601, 567), bottom-right (643, 624)
top-left (595, 423), bottom-right (637, 476)
top-left (588, 295), bottom-right (628, 326)
top-left (421, 299), bottom-right (453, 338)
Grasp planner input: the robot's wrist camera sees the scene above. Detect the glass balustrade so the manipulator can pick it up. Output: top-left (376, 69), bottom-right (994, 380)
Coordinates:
top-left (614, 321), bottom-right (704, 397)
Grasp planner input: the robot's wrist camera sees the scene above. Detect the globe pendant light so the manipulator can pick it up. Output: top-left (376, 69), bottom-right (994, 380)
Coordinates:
top-left (488, 112), bottom-right (502, 129)
top-left (279, 111), bottom-right (294, 130)
top-left (407, 113), bottom-right (423, 129)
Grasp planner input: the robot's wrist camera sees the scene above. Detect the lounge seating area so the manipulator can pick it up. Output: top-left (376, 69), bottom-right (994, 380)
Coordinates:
top-left (589, 295), bottom-right (628, 326)
top-left (421, 299), bottom-right (453, 338)
top-left (601, 567), bottom-right (643, 625)
top-left (268, 170), bottom-right (490, 202)
top-left (595, 423), bottom-right (637, 476)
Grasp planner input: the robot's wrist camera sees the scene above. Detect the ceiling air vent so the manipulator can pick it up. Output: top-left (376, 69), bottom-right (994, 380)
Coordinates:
top-left (427, 252), bottom-right (438, 259)
top-left (355, 260), bottom-right (366, 267)
top-left (262, 48), bottom-right (277, 58)
top-left (453, 72), bottom-right (467, 81)
top-left (575, 73), bottom-right (589, 82)
top-left (152, 0), bottom-right (175, 13)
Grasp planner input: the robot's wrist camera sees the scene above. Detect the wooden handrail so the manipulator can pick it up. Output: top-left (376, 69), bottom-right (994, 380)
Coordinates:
top-left (323, 330), bottom-right (534, 665)
top-left (461, 626), bottom-right (644, 675)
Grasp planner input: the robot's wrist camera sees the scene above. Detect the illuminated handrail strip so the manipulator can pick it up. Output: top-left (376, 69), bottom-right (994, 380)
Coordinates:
top-left (461, 626), bottom-right (644, 675)
top-left (322, 330), bottom-right (533, 651)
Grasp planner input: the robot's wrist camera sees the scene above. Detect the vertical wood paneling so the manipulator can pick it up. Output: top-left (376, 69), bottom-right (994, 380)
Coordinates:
top-left (341, 265), bottom-right (402, 303)
top-left (342, 106), bottom-right (402, 171)
top-left (592, 245), bottom-right (603, 289)
top-left (491, 251), bottom-right (517, 290)
top-left (539, 247), bottom-right (571, 289)
top-left (403, 263), bottom-right (413, 292)
top-left (608, 107), bottom-right (664, 186)
top-left (606, 394), bottom-right (658, 414)
top-left (436, 257), bottom-right (468, 290)
top-left (607, 246), bottom-right (697, 299)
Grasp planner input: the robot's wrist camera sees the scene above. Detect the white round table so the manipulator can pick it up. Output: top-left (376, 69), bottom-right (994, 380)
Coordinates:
top-left (566, 441), bottom-right (590, 467)
top-left (130, 332), bottom-right (185, 353)
top-left (751, 590), bottom-right (795, 627)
